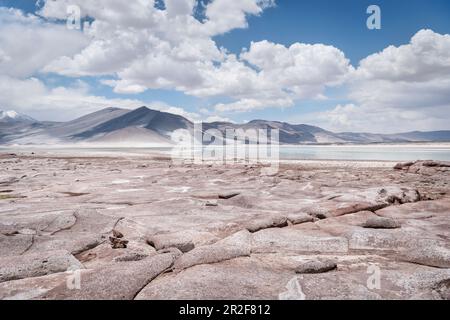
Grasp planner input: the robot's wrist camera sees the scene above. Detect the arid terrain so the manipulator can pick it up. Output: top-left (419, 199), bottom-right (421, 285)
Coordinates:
top-left (0, 151), bottom-right (449, 300)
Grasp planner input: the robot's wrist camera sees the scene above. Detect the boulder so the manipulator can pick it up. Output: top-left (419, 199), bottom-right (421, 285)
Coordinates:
top-left (0, 250), bottom-right (83, 283)
top-left (147, 230), bottom-right (218, 253)
top-left (295, 259), bottom-right (337, 274)
top-left (287, 213), bottom-right (314, 225)
top-left (402, 245), bottom-right (450, 268)
top-left (395, 160), bottom-right (450, 175)
top-left (394, 162), bottom-right (414, 170)
top-left (147, 235), bottom-right (193, 253)
top-left (363, 217), bottom-right (401, 229)
top-left (40, 250), bottom-right (180, 300)
top-left (173, 230), bottom-right (252, 271)
top-left (245, 216), bottom-right (288, 233)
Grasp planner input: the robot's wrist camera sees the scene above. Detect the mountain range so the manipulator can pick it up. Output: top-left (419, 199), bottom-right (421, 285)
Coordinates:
top-left (1, 107), bottom-right (450, 146)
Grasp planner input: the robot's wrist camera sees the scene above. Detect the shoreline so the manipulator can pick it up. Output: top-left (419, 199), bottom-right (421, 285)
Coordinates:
top-left (0, 147), bottom-right (442, 169)
top-left (1, 149), bottom-right (400, 168)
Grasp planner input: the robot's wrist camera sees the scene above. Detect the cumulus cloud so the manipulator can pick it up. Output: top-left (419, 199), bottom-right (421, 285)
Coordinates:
top-left (203, 0), bottom-right (275, 35)
top-left (0, 75), bottom-right (214, 122)
top-left (304, 103), bottom-right (450, 134)
top-left (351, 29), bottom-right (450, 110)
top-left (1, 2), bottom-right (449, 132)
top-left (0, 76), bottom-right (143, 120)
top-left (355, 30), bottom-right (450, 83)
top-left (36, 0), bottom-right (351, 114)
top-left (344, 29), bottom-right (450, 132)
top-left (0, 1), bottom-right (278, 120)
top-left (0, 8), bottom-right (88, 78)
top-left (303, 29), bottom-right (450, 133)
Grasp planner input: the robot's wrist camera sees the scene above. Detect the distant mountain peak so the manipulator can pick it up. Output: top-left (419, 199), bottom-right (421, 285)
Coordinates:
top-left (136, 106), bottom-right (152, 112)
top-left (1, 107), bottom-right (449, 145)
top-left (0, 110), bottom-right (36, 123)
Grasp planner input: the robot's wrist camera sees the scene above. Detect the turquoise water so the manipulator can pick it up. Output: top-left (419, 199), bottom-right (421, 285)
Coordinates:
top-left (279, 145), bottom-right (450, 161)
top-left (3, 144), bottom-right (450, 161)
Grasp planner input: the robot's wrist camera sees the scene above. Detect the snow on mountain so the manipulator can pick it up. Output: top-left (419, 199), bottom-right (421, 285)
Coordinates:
top-left (0, 110), bottom-right (37, 123)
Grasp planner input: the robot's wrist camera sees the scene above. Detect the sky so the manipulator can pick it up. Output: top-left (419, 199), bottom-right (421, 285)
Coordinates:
top-left (0, 0), bottom-right (449, 133)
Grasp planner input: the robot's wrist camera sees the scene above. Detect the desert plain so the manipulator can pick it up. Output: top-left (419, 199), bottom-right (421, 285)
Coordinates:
top-left (0, 150), bottom-right (449, 300)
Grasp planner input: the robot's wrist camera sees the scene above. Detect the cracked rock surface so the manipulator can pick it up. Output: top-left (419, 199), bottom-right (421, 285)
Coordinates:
top-left (0, 152), bottom-right (449, 300)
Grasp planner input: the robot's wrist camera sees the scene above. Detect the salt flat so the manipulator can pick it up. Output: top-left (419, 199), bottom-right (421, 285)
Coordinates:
top-left (0, 151), bottom-right (449, 300)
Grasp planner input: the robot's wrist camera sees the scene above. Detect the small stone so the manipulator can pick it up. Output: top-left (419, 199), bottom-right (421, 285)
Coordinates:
top-left (218, 192), bottom-right (241, 199)
top-left (363, 217), bottom-right (401, 229)
top-left (435, 280), bottom-right (450, 300)
top-left (146, 231), bottom-right (217, 253)
top-left (287, 213), bottom-right (314, 225)
top-left (295, 260), bottom-right (337, 274)
top-left (205, 201), bottom-right (218, 207)
top-left (246, 216), bottom-right (288, 233)
top-left (147, 237), bottom-right (194, 253)
top-left (109, 237), bottom-right (128, 249)
top-left (112, 229), bottom-right (124, 238)
top-left (304, 207), bottom-right (328, 220)
top-left (394, 162), bottom-right (414, 170)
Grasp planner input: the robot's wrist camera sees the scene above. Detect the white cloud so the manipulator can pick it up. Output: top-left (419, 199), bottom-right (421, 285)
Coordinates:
top-left (0, 76), bottom-right (216, 123)
top-left (205, 41), bottom-right (352, 112)
top-left (215, 97), bottom-right (294, 112)
top-left (204, 115), bottom-right (233, 123)
top-left (0, 76), bottom-right (145, 121)
top-left (355, 29), bottom-right (450, 82)
top-left (242, 41), bottom-right (352, 88)
top-left (1, 3), bottom-right (449, 133)
top-left (303, 103), bottom-right (450, 134)
top-left (36, 0), bottom-right (352, 114)
top-left (0, 8), bottom-right (88, 78)
top-left (165, 0), bottom-right (196, 18)
top-left (203, 0), bottom-right (274, 35)
top-left (350, 30), bottom-right (450, 110)
top-left (321, 29), bottom-right (450, 133)
top-left (300, 30), bottom-right (450, 133)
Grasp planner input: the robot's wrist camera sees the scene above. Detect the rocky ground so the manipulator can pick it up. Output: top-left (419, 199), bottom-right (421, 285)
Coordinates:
top-left (0, 152), bottom-right (449, 300)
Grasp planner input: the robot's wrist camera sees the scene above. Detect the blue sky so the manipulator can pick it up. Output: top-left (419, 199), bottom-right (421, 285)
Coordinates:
top-left (217, 0), bottom-right (450, 62)
top-left (215, 0), bottom-right (450, 124)
top-left (1, 0), bottom-right (450, 132)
